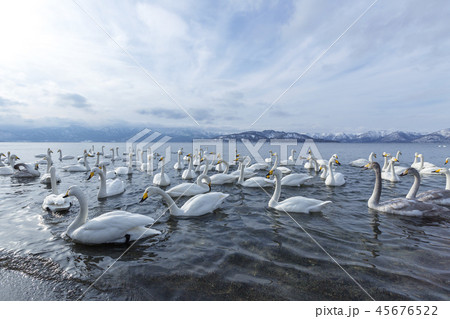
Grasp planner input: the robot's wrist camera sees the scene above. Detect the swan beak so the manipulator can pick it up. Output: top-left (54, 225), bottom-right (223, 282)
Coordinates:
top-left (374, 154), bottom-right (377, 158)
top-left (208, 183), bottom-right (212, 192)
top-left (63, 190), bottom-right (69, 198)
top-left (434, 169), bottom-right (441, 173)
top-left (266, 170), bottom-right (273, 178)
top-left (363, 163), bottom-right (371, 170)
top-left (159, 157), bottom-right (164, 161)
top-left (445, 159), bottom-right (448, 165)
top-left (399, 169), bottom-right (409, 176)
top-left (87, 171), bottom-right (94, 180)
top-left (140, 191), bottom-right (148, 203)
top-left (335, 159), bottom-right (341, 166)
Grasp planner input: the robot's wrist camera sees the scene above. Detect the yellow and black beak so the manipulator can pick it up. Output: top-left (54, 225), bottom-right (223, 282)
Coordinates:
top-left (335, 159), bottom-right (341, 166)
top-left (63, 190), bottom-right (69, 198)
top-left (159, 157), bottom-right (164, 161)
top-left (266, 170), bottom-right (273, 179)
top-left (363, 163), bottom-right (371, 170)
top-left (445, 159), bottom-right (448, 165)
top-left (399, 169), bottom-right (409, 176)
top-left (433, 169), bottom-right (441, 173)
top-left (87, 171), bottom-right (95, 180)
top-left (139, 191), bottom-right (149, 203)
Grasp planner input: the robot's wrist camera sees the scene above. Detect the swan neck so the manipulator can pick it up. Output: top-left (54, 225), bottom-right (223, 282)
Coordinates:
top-left (98, 170), bottom-right (107, 197)
top-left (202, 159), bottom-right (209, 175)
top-left (269, 170), bottom-right (282, 206)
top-left (328, 158), bottom-right (335, 182)
top-left (237, 162), bottom-right (244, 184)
top-left (444, 171), bottom-right (450, 190)
top-left (406, 170), bottom-right (420, 199)
top-left (223, 160), bottom-right (229, 174)
top-left (156, 188), bottom-right (181, 215)
top-left (270, 154), bottom-right (278, 171)
top-left (67, 188), bottom-right (88, 236)
top-left (369, 165), bottom-right (382, 207)
top-left (50, 168), bottom-right (58, 195)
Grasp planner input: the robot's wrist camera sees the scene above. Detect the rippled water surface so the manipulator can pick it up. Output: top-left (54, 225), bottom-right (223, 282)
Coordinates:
top-left (0, 142), bottom-right (449, 300)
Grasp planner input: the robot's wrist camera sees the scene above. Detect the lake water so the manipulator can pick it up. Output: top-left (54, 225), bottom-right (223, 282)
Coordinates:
top-left (0, 141), bottom-right (449, 300)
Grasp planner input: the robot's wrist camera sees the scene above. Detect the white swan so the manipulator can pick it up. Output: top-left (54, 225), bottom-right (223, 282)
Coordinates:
top-left (104, 148), bottom-right (113, 159)
top-left (0, 153), bottom-right (6, 167)
top-left (325, 156), bottom-right (345, 186)
top-left (174, 148), bottom-right (184, 170)
top-left (57, 149), bottom-right (74, 161)
top-left (166, 174), bottom-right (211, 197)
top-left (281, 172), bottom-right (312, 187)
top-left (364, 162), bottom-right (447, 216)
top-left (63, 151), bottom-right (94, 172)
top-left (115, 147), bottom-right (122, 162)
top-left (13, 162), bottom-right (40, 178)
top-left (140, 186), bottom-right (229, 217)
top-left (264, 151), bottom-right (273, 163)
top-left (236, 159), bottom-right (274, 188)
top-left (62, 186), bottom-right (160, 245)
top-left (0, 154), bottom-right (19, 175)
top-left (40, 156), bottom-right (61, 184)
top-left (42, 166), bottom-right (71, 212)
top-left (266, 169), bottom-right (331, 213)
top-left (153, 157), bottom-right (171, 186)
top-left (88, 167), bottom-right (125, 199)
top-left (210, 160), bottom-right (239, 185)
top-left (381, 152), bottom-right (391, 172)
top-left (319, 164), bottom-right (328, 179)
top-left (99, 162), bottom-right (116, 180)
top-left (182, 154), bottom-right (195, 180)
top-left (381, 157), bottom-right (400, 183)
top-left (350, 152), bottom-right (376, 167)
top-left (230, 156), bottom-right (256, 178)
top-left (415, 154), bottom-right (439, 175)
top-left (214, 154), bottom-right (227, 172)
top-left (280, 149), bottom-right (296, 166)
top-left (115, 152), bottom-right (133, 175)
top-left (400, 167), bottom-right (450, 207)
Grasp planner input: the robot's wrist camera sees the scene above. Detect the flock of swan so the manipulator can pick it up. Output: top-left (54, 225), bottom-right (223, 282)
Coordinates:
top-left (1, 145), bottom-right (449, 246)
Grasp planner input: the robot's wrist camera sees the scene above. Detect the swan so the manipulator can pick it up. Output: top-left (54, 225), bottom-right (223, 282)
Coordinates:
top-left (266, 169), bottom-right (331, 213)
top-left (0, 154), bottom-right (19, 175)
top-left (13, 162), bottom-right (40, 178)
top-left (281, 172), bottom-right (312, 187)
top-left (193, 149), bottom-right (202, 166)
top-left (319, 164), bottom-right (328, 179)
top-left (411, 153), bottom-right (435, 170)
top-left (236, 159), bottom-right (274, 188)
top-left (62, 186), bottom-right (160, 245)
top-left (0, 153), bottom-right (6, 167)
top-left (63, 151), bottom-right (94, 172)
top-left (264, 151), bottom-right (273, 163)
top-left (364, 162), bottom-right (447, 216)
top-left (115, 152), bottom-right (133, 175)
top-left (400, 167), bottom-right (450, 207)
top-left (104, 148), bottom-right (113, 159)
top-left (3, 151), bottom-right (11, 165)
top-left (138, 149), bottom-right (148, 172)
top-left (40, 156), bottom-right (61, 184)
top-left (381, 152), bottom-right (391, 172)
top-left (280, 149), bottom-right (296, 166)
top-left (88, 167), bottom-right (125, 199)
top-left (415, 154), bottom-right (439, 175)
top-left (210, 160), bottom-right (239, 185)
top-left (166, 174), bottom-right (212, 197)
top-left (153, 157), bottom-right (171, 186)
top-left (115, 147), bottom-right (122, 162)
top-left (215, 154), bottom-right (227, 172)
top-left (325, 156), bottom-right (346, 186)
top-left (272, 153), bottom-right (291, 174)
top-left (140, 186), bottom-right (229, 217)
top-left (350, 152), bottom-right (376, 167)
top-left (248, 162), bottom-right (269, 170)
top-left (174, 148), bottom-right (184, 170)
top-left (57, 149), bottom-right (74, 161)
top-left (381, 157), bottom-right (400, 183)
top-left (182, 154), bottom-right (195, 180)
top-left (42, 166), bottom-right (71, 212)
top-left (230, 156), bottom-right (257, 178)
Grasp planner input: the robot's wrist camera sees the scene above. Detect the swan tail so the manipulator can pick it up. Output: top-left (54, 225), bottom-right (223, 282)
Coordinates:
top-left (309, 200), bottom-right (332, 213)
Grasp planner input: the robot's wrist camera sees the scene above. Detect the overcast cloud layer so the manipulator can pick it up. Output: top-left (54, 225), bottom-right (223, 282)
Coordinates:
top-left (0, 0), bottom-right (449, 133)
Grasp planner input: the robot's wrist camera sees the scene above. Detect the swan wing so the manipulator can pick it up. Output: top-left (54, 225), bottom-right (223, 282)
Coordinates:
top-left (71, 211), bottom-right (156, 244)
top-left (281, 173), bottom-right (312, 186)
top-left (274, 196), bottom-right (331, 213)
top-left (178, 192), bottom-right (229, 217)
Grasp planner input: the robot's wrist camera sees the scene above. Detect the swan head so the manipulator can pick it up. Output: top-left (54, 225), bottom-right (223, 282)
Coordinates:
top-left (140, 186), bottom-right (163, 203)
top-left (445, 158), bottom-right (449, 165)
top-left (57, 149), bottom-right (61, 153)
top-left (34, 163), bottom-right (39, 170)
top-left (334, 159), bottom-right (341, 166)
top-left (391, 157), bottom-right (399, 163)
top-left (63, 185), bottom-right (81, 198)
top-left (87, 167), bottom-right (102, 180)
top-left (399, 167), bottom-right (418, 177)
top-left (364, 162), bottom-right (376, 170)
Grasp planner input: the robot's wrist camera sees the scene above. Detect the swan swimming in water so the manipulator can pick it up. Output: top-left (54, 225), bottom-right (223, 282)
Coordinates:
top-left (166, 174), bottom-right (211, 197)
top-left (350, 152), bottom-right (376, 167)
top-left (14, 162), bottom-right (40, 178)
top-left (266, 169), bottom-right (331, 213)
top-left (153, 157), bottom-right (171, 186)
top-left (182, 154), bottom-right (195, 180)
top-left (236, 158), bottom-right (274, 188)
top-left (0, 154), bottom-right (19, 175)
top-left (400, 167), bottom-right (450, 207)
top-left (63, 151), bottom-right (94, 172)
top-left (115, 152), bottom-right (133, 175)
top-left (209, 160), bottom-right (239, 185)
top-left (88, 167), bottom-right (125, 199)
top-left (174, 148), bottom-right (184, 170)
top-left (62, 186), bottom-right (160, 245)
top-left (140, 186), bottom-right (229, 217)
top-left (40, 155), bottom-right (61, 184)
top-left (364, 162), bottom-right (447, 216)
top-left (325, 156), bottom-right (346, 186)
top-left (57, 149), bottom-right (74, 161)
top-left (381, 157), bottom-right (400, 183)
top-left (42, 166), bottom-right (71, 212)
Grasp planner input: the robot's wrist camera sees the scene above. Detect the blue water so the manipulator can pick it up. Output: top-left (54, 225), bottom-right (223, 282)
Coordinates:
top-left (0, 142), bottom-right (449, 300)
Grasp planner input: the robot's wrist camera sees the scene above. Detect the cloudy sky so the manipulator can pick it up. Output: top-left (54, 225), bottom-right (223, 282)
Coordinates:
top-left (0, 0), bottom-right (449, 133)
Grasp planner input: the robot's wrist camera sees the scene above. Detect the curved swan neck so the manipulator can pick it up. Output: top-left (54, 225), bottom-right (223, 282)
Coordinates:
top-left (419, 155), bottom-right (424, 170)
top-left (202, 159), bottom-right (209, 175)
top-left (369, 163), bottom-right (382, 207)
top-left (151, 187), bottom-right (182, 215)
top-left (328, 158), bottom-right (335, 182)
top-left (46, 156), bottom-right (52, 173)
top-left (406, 168), bottom-right (420, 199)
top-left (188, 156), bottom-right (193, 170)
top-left (83, 154), bottom-right (91, 170)
top-left (269, 170), bottom-right (282, 206)
top-left (66, 187), bottom-right (88, 235)
top-left (223, 160), bottom-right (229, 174)
top-left (270, 154), bottom-right (278, 171)
top-left (369, 152), bottom-right (374, 162)
top-left (97, 169), bottom-right (107, 197)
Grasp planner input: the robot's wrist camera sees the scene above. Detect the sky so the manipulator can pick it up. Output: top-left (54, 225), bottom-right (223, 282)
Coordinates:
top-left (0, 0), bottom-right (449, 134)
